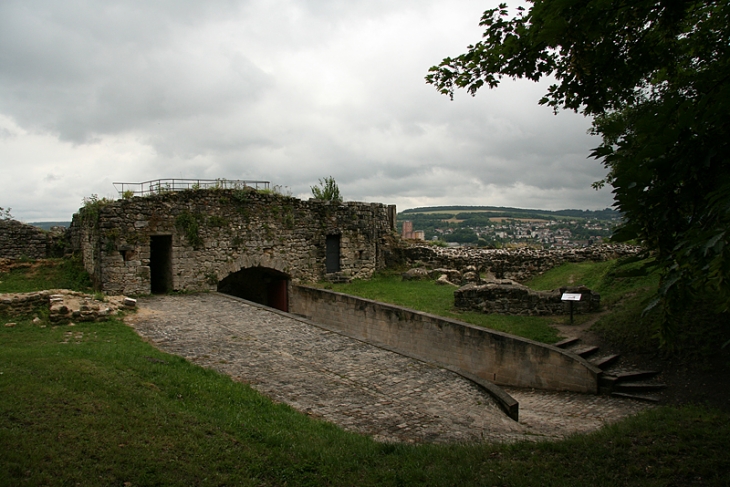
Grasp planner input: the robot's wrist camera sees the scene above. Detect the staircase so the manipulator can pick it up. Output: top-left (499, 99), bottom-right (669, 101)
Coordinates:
top-left (554, 337), bottom-right (667, 402)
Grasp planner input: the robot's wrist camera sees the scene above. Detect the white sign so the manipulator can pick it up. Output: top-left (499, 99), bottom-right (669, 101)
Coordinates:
top-left (561, 293), bottom-right (582, 301)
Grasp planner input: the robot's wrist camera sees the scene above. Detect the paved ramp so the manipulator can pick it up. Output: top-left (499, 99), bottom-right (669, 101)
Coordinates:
top-left (127, 293), bottom-right (649, 444)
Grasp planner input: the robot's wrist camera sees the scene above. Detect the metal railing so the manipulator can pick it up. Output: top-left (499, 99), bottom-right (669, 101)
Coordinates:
top-left (113, 179), bottom-right (270, 197)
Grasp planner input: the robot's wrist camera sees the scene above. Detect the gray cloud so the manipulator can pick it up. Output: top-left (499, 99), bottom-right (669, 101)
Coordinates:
top-left (0, 0), bottom-right (614, 221)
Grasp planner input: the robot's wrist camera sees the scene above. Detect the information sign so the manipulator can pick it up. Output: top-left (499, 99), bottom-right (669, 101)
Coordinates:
top-left (561, 293), bottom-right (582, 301)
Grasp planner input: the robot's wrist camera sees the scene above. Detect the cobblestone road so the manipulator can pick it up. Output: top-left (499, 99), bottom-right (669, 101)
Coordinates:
top-left (126, 293), bottom-right (650, 444)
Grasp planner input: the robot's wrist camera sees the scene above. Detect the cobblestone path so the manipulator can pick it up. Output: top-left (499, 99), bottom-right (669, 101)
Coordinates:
top-left (126, 293), bottom-right (650, 444)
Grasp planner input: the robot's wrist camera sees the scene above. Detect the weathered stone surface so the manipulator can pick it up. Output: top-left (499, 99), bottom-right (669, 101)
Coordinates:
top-left (69, 189), bottom-right (396, 294)
top-left (0, 220), bottom-right (54, 260)
top-left (430, 268), bottom-right (461, 282)
top-left (399, 244), bottom-right (642, 283)
top-left (454, 281), bottom-right (600, 316)
top-left (401, 268), bottom-right (430, 281)
top-left (435, 275), bottom-right (456, 286)
top-left (0, 290), bottom-right (129, 324)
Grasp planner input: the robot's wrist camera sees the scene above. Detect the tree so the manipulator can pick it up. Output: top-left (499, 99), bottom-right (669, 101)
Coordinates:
top-left (426, 1), bottom-right (730, 344)
top-left (0, 206), bottom-right (12, 220)
top-left (311, 176), bottom-right (342, 202)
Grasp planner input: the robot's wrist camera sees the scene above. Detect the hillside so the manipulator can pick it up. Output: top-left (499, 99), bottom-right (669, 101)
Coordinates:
top-left (400, 205), bottom-right (620, 221)
top-left (398, 206), bottom-right (619, 247)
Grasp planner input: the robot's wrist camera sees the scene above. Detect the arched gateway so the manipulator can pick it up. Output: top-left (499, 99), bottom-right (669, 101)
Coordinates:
top-left (69, 186), bottom-right (396, 296)
top-left (218, 267), bottom-right (290, 312)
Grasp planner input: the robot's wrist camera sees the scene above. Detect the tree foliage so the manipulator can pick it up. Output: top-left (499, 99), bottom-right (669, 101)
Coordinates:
top-left (427, 0), bottom-right (730, 344)
top-left (311, 176), bottom-right (342, 202)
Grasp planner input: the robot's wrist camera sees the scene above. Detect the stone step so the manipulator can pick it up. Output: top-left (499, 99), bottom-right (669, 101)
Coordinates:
top-left (554, 337), bottom-right (580, 348)
top-left (599, 374), bottom-right (619, 388)
top-left (591, 353), bottom-right (621, 370)
top-left (611, 392), bottom-right (661, 403)
top-left (614, 370), bottom-right (661, 383)
top-left (573, 345), bottom-right (600, 358)
top-left (614, 382), bottom-right (667, 393)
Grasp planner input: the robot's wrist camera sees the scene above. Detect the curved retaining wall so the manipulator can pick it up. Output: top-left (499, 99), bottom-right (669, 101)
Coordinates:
top-left (290, 285), bottom-right (601, 396)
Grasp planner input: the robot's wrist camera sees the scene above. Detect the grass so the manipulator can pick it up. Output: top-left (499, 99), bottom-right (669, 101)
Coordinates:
top-left (525, 256), bottom-right (660, 308)
top-left (321, 271), bottom-right (561, 343)
top-left (525, 257), bottom-right (665, 347)
top-left (1, 315), bottom-right (729, 486)
top-left (2, 258), bottom-right (730, 485)
top-left (0, 257), bottom-right (92, 293)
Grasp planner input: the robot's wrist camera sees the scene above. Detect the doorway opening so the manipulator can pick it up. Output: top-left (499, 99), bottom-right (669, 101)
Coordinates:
top-left (150, 235), bottom-right (173, 294)
top-left (326, 234), bottom-right (341, 273)
top-left (217, 266), bottom-right (290, 312)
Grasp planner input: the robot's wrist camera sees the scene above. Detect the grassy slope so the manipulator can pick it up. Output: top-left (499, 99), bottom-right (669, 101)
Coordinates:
top-left (2, 259), bottom-right (730, 485)
top-left (2, 317), bottom-right (729, 486)
top-left (322, 272), bottom-right (561, 343)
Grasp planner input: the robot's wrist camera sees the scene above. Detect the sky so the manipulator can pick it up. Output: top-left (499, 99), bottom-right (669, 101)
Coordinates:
top-left (0, 0), bottom-right (615, 222)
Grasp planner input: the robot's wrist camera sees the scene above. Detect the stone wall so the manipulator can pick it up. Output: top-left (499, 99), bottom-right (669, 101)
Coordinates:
top-left (290, 285), bottom-right (601, 394)
top-left (0, 219), bottom-right (51, 260)
top-left (400, 244), bottom-right (642, 283)
top-left (0, 290), bottom-right (130, 323)
top-left (0, 290), bottom-right (50, 316)
top-left (454, 281), bottom-right (600, 316)
top-left (69, 189), bottom-right (396, 294)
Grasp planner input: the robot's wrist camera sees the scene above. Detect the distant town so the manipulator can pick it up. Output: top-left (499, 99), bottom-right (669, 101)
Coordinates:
top-left (399, 206), bottom-right (620, 248)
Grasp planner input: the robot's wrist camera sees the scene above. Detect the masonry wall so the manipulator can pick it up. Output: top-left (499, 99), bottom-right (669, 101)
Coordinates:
top-left (69, 189), bottom-right (396, 294)
top-left (290, 285), bottom-right (601, 393)
top-left (402, 244), bottom-right (642, 283)
top-left (0, 219), bottom-right (50, 260)
top-left (454, 282), bottom-right (600, 316)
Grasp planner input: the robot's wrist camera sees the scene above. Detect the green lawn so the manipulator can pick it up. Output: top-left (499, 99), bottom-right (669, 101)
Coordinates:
top-left (1, 316), bottom-right (728, 486)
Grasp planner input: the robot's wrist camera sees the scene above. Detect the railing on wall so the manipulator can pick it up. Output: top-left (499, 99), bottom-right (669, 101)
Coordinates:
top-left (113, 179), bottom-right (270, 197)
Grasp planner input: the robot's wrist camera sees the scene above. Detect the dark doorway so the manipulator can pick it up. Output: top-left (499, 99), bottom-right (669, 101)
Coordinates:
top-left (217, 266), bottom-right (290, 312)
top-left (326, 234), bottom-right (341, 273)
top-left (150, 235), bottom-right (173, 294)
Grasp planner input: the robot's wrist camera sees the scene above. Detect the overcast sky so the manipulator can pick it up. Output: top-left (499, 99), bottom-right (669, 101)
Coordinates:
top-left (0, 0), bottom-right (614, 222)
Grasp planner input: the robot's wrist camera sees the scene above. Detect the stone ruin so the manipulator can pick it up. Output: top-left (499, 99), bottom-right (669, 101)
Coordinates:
top-left (0, 219), bottom-right (68, 260)
top-left (67, 187), bottom-right (397, 310)
top-left (1, 191), bottom-right (637, 319)
top-left (454, 281), bottom-right (600, 316)
top-left (400, 243), bottom-right (641, 282)
top-left (1, 289), bottom-right (136, 325)
top-left (397, 244), bottom-right (636, 316)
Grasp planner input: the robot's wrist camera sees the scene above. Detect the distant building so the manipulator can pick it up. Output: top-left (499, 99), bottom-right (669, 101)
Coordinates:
top-left (401, 221), bottom-right (425, 241)
top-left (402, 220), bottom-right (413, 239)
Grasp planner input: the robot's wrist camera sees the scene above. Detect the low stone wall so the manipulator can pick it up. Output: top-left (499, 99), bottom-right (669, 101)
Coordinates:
top-left (0, 290), bottom-right (50, 316)
top-left (290, 285), bottom-right (601, 394)
top-left (454, 281), bottom-right (600, 316)
top-left (0, 219), bottom-right (49, 260)
top-left (0, 290), bottom-right (132, 324)
top-left (401, 244), bottom-right (642, 283)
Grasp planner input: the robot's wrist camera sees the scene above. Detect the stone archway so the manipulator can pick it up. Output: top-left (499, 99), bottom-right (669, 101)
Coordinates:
top-left (217, 266), bottom-right (290, 312)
